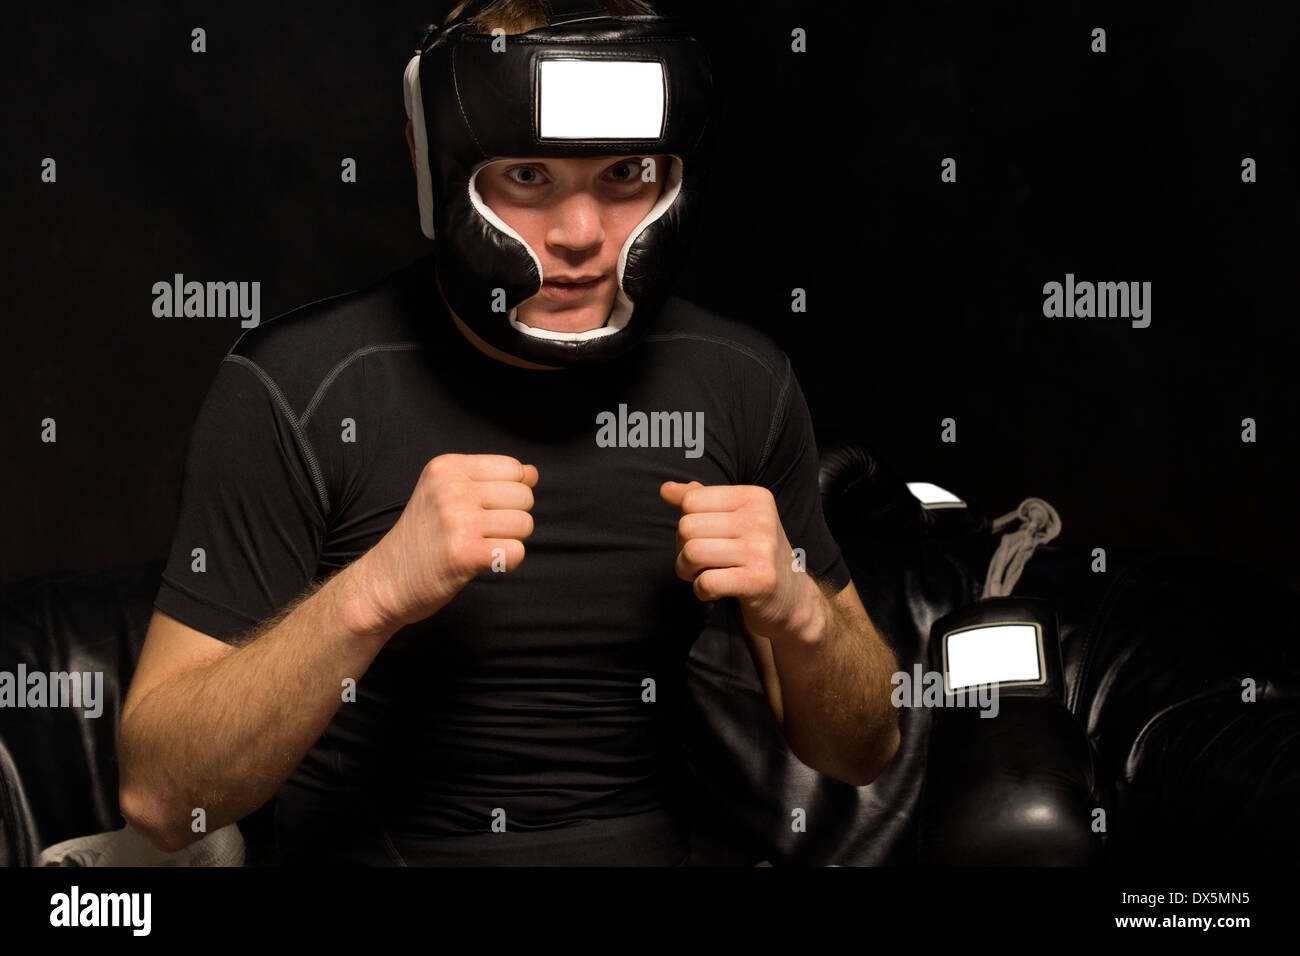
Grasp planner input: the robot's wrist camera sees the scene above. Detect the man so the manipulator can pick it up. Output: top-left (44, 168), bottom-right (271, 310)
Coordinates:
top-left (118, 0), bottom-right (899, 866)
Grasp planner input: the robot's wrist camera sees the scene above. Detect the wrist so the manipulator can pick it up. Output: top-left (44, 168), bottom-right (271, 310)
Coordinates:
top-left (788, 574), bottom-right (830, 647)
top-left (749, 575), bottom-right (829, 649)
top-left (332, 556), bottom-right (401, 644)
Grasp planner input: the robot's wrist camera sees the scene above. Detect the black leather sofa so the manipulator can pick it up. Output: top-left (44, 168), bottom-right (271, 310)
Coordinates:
top-left (3, 443), bottom-right (1297, 866)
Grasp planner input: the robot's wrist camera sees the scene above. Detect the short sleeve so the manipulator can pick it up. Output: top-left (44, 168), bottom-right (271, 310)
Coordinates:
top-left (154, 356), bottom-right (327, 643)
top-left (750, 357), bottom-right (852, 594)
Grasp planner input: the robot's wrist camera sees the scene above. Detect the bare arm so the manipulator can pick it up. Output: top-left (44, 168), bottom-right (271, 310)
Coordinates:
top-left (119, 453), bottom-right (538, 852)
top-left (742, 577), bottom-right (900, 787)
top-left (662, 480), bottom-right (899, 788)
top-left (118, 562), bottom-right (391, 852)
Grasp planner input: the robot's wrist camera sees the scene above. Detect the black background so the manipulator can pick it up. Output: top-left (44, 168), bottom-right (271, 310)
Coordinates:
top-left (4, 0), bottom-right (1297, 592)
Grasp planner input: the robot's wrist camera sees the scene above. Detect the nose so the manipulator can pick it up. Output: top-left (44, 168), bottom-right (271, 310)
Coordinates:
top-left (544, 191), bottom-right (605, 255)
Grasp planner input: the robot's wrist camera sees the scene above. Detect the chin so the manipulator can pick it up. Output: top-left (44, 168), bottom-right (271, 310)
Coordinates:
top-left (518, 299), bottom-right (614, 334)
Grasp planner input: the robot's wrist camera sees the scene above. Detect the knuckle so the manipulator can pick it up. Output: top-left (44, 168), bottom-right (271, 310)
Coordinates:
top-left (424, 455), bottom-right (451, 480)
top-left (434, 481), bottom-right (469, 509)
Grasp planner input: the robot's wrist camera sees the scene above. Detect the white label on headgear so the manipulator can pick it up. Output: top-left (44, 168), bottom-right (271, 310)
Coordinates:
top-left (537, 58), bottom-right (665, 139)
top-left (945, 623), bottom-right (1042, 691)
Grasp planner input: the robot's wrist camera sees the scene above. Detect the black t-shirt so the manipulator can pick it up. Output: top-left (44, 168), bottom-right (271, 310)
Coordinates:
top-left (154, 253), bottom-right (851, 865)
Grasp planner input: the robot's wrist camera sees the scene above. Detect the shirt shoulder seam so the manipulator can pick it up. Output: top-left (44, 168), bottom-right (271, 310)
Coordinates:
top-left (641, 329), bottom-right (793, 481)
top-left (755, 355), bottom-right (794, 478)
top-left (222, 354), bottom-right (333, 515)
top-left (300, 342), bottom-right (427, 428)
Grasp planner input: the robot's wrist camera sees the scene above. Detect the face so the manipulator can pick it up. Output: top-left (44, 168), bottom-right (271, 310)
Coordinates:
top-left (405, 123), bottom-right (669, 337)
top-left (474, 154), bottom-right (670, 334)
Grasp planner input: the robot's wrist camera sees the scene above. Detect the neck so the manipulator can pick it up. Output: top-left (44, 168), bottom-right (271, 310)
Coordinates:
top-left (435, 268), bottom-right (562, 371)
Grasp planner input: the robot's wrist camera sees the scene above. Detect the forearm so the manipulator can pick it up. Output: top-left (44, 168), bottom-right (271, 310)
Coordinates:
top-left (118, 559), bottom-right (392, 851)
top-left (762, 578), bottom-right (900, 787)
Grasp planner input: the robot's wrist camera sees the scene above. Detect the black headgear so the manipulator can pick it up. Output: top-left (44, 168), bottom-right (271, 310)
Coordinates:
top-left (403, 0), bottom-right (715, 367)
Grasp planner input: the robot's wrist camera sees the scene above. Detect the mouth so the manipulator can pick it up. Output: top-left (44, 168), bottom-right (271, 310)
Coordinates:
top-left (539, 274), bottom-right (607, 302)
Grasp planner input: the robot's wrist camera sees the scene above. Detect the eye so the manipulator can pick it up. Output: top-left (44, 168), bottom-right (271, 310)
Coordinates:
top-left (605, 159), bottom-right (643, 184)
top-left (504, 165), bottom-right (548, 186)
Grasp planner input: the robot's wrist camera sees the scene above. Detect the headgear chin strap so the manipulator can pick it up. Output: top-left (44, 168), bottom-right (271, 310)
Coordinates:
top-left (402, 0), bottom-right (715, 368)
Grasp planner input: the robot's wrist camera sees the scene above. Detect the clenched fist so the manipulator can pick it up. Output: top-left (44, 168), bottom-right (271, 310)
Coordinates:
top-left (660, 479), bottom-right (823, 647)
top-left (351, 453), bottom-right (538, 635)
